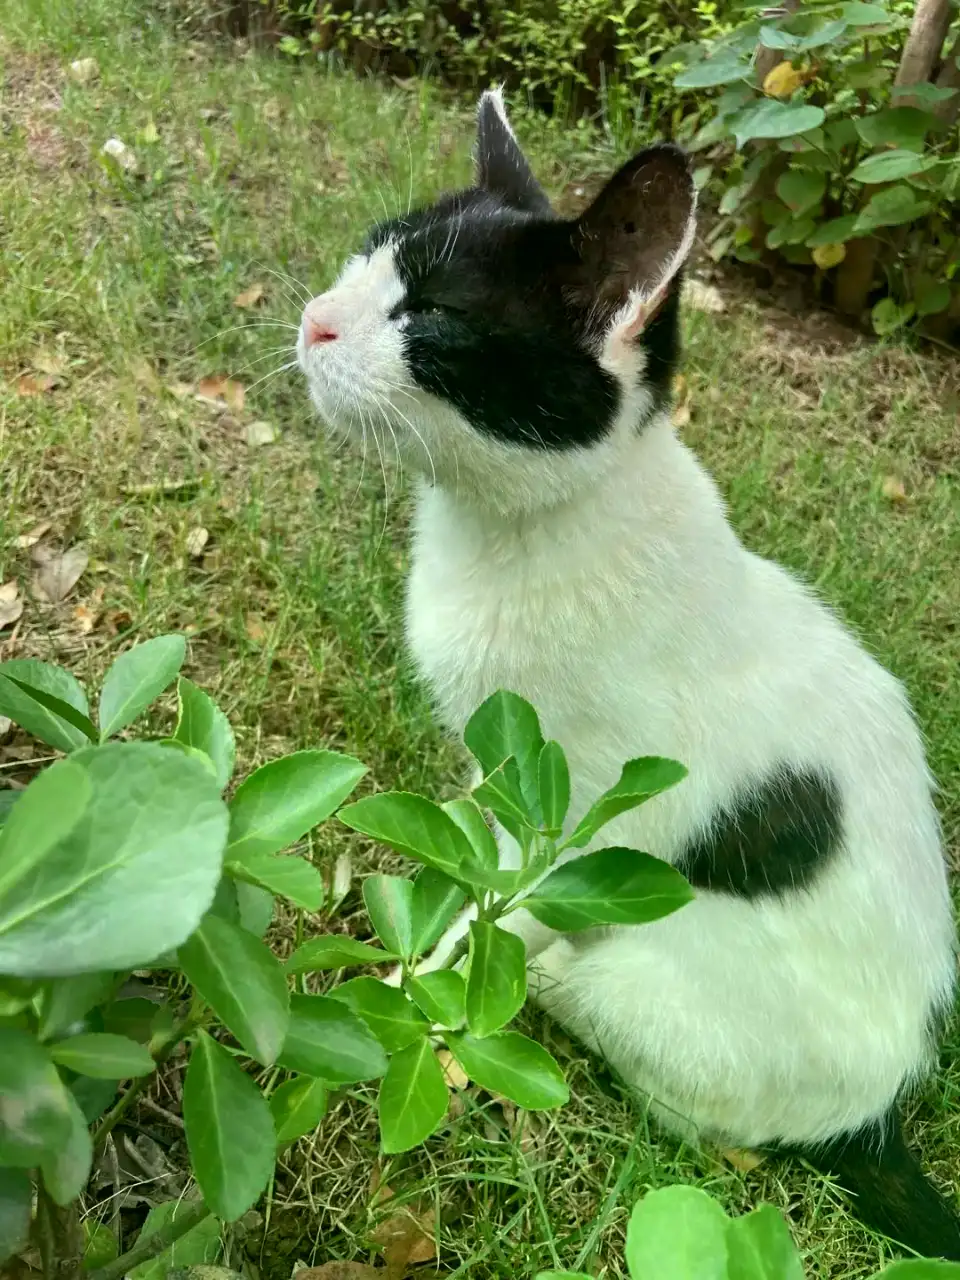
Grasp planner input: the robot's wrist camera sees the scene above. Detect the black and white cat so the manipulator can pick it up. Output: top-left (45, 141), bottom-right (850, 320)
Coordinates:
top-left (298, 90), bottom-right (959, 1257)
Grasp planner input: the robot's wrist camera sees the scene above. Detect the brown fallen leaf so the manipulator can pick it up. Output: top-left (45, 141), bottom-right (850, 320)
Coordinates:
top-left (13, 520), bottom-right (53, 550)
top-left (32, 350), bottom-right (68, 377)
top-left (295, 1267), bottom-right (383, 1280)
top-left (245, 614), bottom-right (267, 644)
top-left (233, 282), bottom-right (266, 309)
top-left (73, 603), bottom-right (99, 635)
top-left (33, 546), bottom-right (89, 604)
top-left (763, 60), bottom-right (805, 98)
top-left (370, 1205), bottom-right (437, 1269)
top-left (105, 608), bottom-right (133, 636)
top-left (186, 527), bottom-right (210, 558)
top-left (0, 581), bottom-right (23, 630)
top-left (436, 1049), bottom-right (469, 1090)
top-left (882, 475), bottom-right (907, 504)
top-left (721, 1146), bottom-right (766, 1173)
top-left (16, 373), bottom-right (57, 396)
top-left (197, 375), bottom-right (245, 412)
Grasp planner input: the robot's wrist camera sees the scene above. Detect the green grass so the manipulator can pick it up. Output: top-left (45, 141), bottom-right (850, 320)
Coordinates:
top-left (1, 3), bottom-right (959, 1277)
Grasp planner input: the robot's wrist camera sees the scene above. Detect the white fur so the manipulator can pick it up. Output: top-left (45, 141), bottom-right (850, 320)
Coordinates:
top-left (298, 146), bottom-right (956, 1153)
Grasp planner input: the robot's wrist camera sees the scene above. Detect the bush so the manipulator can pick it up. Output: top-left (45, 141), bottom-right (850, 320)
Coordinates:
top-left (0, 638), bottom-right (691, 1277)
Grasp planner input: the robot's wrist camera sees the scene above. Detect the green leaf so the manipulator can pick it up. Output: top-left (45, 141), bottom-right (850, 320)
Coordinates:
top-left (179, 913), bottom-right (289, 1066)
top-left (732, 101), bottom-right (825, 149)
top-left (0, 1168), bottom-right (32, 1264)
top-left (0, 975), bottom-right (36, 1016)
top-left (269, 1076), bottom-right (328, 1145)
top-left (871, 297), bottom-right (915, 334)
top-left (285, 935), bottom-right (396, 974)
top-left (378, 1036), bottom-right (449, 1154)
top-left (916, 280), bottom-right (951, 317)
top-left (874, 1263), bottom-right (960, 1278)
top-left (472, 756), bottom-right (535, 842)
top-left (447, 1031), bottom-right (568, 1110)
top-left (0, 757), bottom-right (92, 892)
top-left (0, 659), bottom-right (92, 753)
top-left (441, 798), bottom-right (499, 870)
top-left (0, 742), bottom-right (228, 977)
top-left (98, 635), bottom-right (186, 741)
top-left (0, 1028), bottom-right (72, 1165)
top-left (855, 107), bottom-right (937, 150)
top-left (538, 740), bottom-right (570, 835)
top-left (227, 851), bottom-right (324, 910)
top-left (39, 1088), bottom-right (92, 1205)
top-left (236, 882), bottom-right (274, 937)
top-left (725, 1203), bottom-right (804, 1279)
top-left (363, 874), bottom-right (415, 958)
top-left (842, 2), bottom-right (890, 24)
top-left (806, 214), bottom-right (861, 246)
top-left (174, 677), bottom-right (236, 789)
top-left (329, 976), bottom-right (430, 1052)
top-left (128, 1200), bottom-right (221, 1280)
top-left (523, 847), bottom-right (693, 931)
top-left (795, 18), bottom-right (847, 49)
top-left (38, 973), bottom-right (119, 1040)
top-left (277, 993), bottom-right (388, 1081)
top-left (183, 1031), bottom-right (276, 1221)
top-left (228, 749), bottom-right (366, 862)
top-left (766, 215), bottom-right (817, 249)
top-left (565, 757), bottom-right (686, 850)
top-left (0, 791), bottom-right (18, 826)
top-left (338, 792), bottom-right (473, 878)
top-left (71, 1076), bottom-right (120, 1124)
top-left (101, 995), bottom-right (168, 1045)
top-left (404, 970), bottom-right (466, 1028)
top-left (626, 1185), bottom-right (729, 1280)
top-left (82, 1220), bottom-right (119, 1270)
top-left (463, 690), bottom-right (544, 813)
top-left (466, 922), bottom-right (526, 1037)
top-left (857, 184), bottom-right (931, 231)
top-left (156, 738), bottom-right (218, 777)
top-left (50, 1032), bottom-right (154, 1078)
top-left (535, 1274), bottom-right (595, 1280)
top-left (410, 867), bottom-right (466, 957)
top-left (776, 169), bottom-right (825, 214)
top-left (892, 81), bottom-right (958, 108)
top-left (757, 26), bottom-right (798, 49)
top-left (0, 676), bottom-right (97, 744)
top-left (850, 149), bottom-right (937, 183)
top-left (675, 57), bottom-right (752, 88)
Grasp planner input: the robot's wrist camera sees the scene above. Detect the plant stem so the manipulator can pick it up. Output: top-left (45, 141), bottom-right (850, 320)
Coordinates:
top-left (86, 1200), bottom-right (213, 1280)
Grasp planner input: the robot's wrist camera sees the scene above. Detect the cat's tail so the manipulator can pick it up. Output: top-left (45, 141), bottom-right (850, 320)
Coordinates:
top-left (791, 1107), bottom-right (960, 1261)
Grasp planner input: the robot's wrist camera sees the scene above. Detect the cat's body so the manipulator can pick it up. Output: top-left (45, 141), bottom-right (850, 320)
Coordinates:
top-left (298, 89), bottom-right (959, 1255)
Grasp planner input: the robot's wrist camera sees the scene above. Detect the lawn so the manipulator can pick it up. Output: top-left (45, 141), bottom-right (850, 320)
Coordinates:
top-left (1, 2), bottom-right (959, 1277)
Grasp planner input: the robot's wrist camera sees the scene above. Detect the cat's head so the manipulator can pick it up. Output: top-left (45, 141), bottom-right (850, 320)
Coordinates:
top-left (298, 89), bottom-right (696, 512)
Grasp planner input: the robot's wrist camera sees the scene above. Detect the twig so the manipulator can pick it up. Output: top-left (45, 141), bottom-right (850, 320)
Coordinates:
top-left (139, 1096), bottom-right (185, 1129)
top-left (86, 1199), bottom-right (212, 1280)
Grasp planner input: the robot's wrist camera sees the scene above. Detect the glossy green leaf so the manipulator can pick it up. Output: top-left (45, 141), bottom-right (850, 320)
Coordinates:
top-left (269, 1076), bottom-right (328, 1145)
top-left (447, 1031), bottom-right (568, 1110)
top-left (538, 740), bottom-right (570, 835)
top-left (174, 677), bottom-right (236, 789)
top-left (442, 798), bottom-right (499, 870)
top-left (71, 1076), bottom-right (120, 1124)
top-left (338, 791), bottom-right (473, 877)
top-left (227, 851), bottom-right (324, 910)
top-left (842, 2), bottom-right (890, 23)
top-left (50, 1032), bottom-right (154, 1078)
top-left (128, 1200), bottom-right (221, 1280)
top-left (0, 675), bottom-right (97, 743)
top-left (0, 1169), bottom-right (32, 1265)
top-left (228, 749), bottom-right (366, 863)
top-left (82, 1220), bottom-right (119, 1270)
top-left (0, 659), bottom-right (92, 753)
top-left (850, 149), bottom-right (937, 183)
top-left (806, 214), bottom-right (860, 246)
top-left (0, 742), bottom-right (228, 977)
top-left (626, 1185), bottom-right (729, 1280)
top-left (285, 934), bottom-right (396, 974)
top-left (38, 972), bottom-right (119, 1040)
top-left (874, 1262), bottom-right (960, 1278)
top-left (378, 1036), bottom-right (449, 1154)
top-left (795, 18), bottom-right (847, 48)
top-left (776, 169), bottom-right (825, 214)
top-left (463, 690), bottom-right (544, 812)
top-left (732, 101), bottom-right (825, 149)
top-left (675, 57), bottom-right (752, 88)
top-left (329, 976), bottom-right (430, 1052)
top-left (524, 847), bottom-right (693, 931)
top-left (565, 757), bottom-right (686, 850)
top-left (757, 25), bottom-right (798, 49)
top-left (363, 874), bottom-right (415, 958)
top-left (410, 867), bottom-right (466, 957)
top-left (404, 970), bottom-right (466, 1028)
top-left (39, 1088), bottom-right (92, 1205)
top-left (179, 913), bottom-right (289, 1066)
top-left (0, 1028), bottom-right (72, 1165)
top-left (856, 107), bottom-right (937, 150)
top-left (0, 757), bottom-right (91, 893)
top-left (466, 922), bottom-right (526, 1037)
top-left (98, 635), bottom-right (186, 740)
top-left (236, 882), bottom-right (274, 937)
top-left (725, 1202), bottom-right (804, 1279)
top-left (871, 297), bottom-right (916, 334)
top-left (183, 1031), bottom-right (276, 1221)
top-left (277, 993), bottom-right (388, 1082)
top-left (472, 756), bottom-right (535, 841)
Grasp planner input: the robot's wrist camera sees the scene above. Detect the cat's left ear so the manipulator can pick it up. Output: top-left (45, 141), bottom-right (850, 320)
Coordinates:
top-left (573, 144), bottom-right (697, 337)
top-left (475, 88), bottom-right (552, 215)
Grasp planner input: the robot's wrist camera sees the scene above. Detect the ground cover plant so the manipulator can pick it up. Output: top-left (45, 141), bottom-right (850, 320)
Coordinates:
top-left (1, 1), bottom-right (959, 1276)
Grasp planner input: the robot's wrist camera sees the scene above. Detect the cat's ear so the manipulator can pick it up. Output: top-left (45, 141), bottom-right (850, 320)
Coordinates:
top-left (573, 144), bottom-right (696, 337)
top-left (475, 88), bottom-right (552, 215)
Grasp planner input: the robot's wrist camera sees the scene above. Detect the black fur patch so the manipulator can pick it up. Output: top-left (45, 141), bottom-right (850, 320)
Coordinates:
top-left (680, 765), bottom-right (842, 899)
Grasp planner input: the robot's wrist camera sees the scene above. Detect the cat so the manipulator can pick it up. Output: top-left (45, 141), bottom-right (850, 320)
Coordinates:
top-left (298, 88), bottom-right (960, 1259)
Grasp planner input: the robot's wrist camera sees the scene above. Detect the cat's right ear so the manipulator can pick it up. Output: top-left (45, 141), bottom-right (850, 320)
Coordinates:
top-left (475, 88), bottom-right (552, 216)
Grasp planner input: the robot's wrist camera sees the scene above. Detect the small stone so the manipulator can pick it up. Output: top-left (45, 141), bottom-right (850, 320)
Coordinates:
top-left (69, 57), bottom-right (100, 83)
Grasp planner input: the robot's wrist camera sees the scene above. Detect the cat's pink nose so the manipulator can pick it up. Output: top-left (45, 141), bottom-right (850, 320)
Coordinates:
top-left (302, 313), bottom-right (338, 348)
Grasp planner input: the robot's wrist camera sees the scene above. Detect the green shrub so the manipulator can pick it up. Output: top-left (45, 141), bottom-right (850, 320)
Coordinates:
top-left (0, 639), bottom-right (691, 1277)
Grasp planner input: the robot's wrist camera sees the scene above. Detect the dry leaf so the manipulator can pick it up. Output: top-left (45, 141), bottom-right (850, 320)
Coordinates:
top-left (16, 373), bottom-right (57, 396)
top-left (245, 420), bottom-right (278, 447)
top-left (197, 375), bottom-right (245, 412)
top-left (0, 717), bottom-right (12, 738)
top-left (369, 1165), bottom-right (395, 1208)
top-left (14, 520), bottom-right (53, 550)
top-left (682, 279), bottom-right (726, 314)
top-left (69, 56), bottom-right (100, 83)
top-left (34, 546), bottom-right (89, 603)
top-left (371, 1206), bottom-right (437, 1269)
top-left (105, 608), bottom-right (133, 636)
top-left (721, 1147), bottom-right (766, 1173)
top-left (186, 527), bottom-right (210, 558)
top-left (882, 475), bottom-right (907, 503)
top-left (295, 1266), bottom-right (382, 1280)
top-left (330, 853), bottom-right (352, 909)
top-left (245, 614), bottom-right (267, 643)
top-left (763, 61), bottom-right (805, 98)
top-left (436, 1049), bottom-right (469, 1090)
top-left (233, 283), bottom-right (266, 309)
top-left (0, 581), bottom-right (23, 630)
top-left (73, 603), bottom-right (99, 635)
top-left (812, 242), bottom-right (846, 269)
top-left (33, 350), bottom-right (68, 377)
top-left (671, 374), bottom-right (692, 429)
